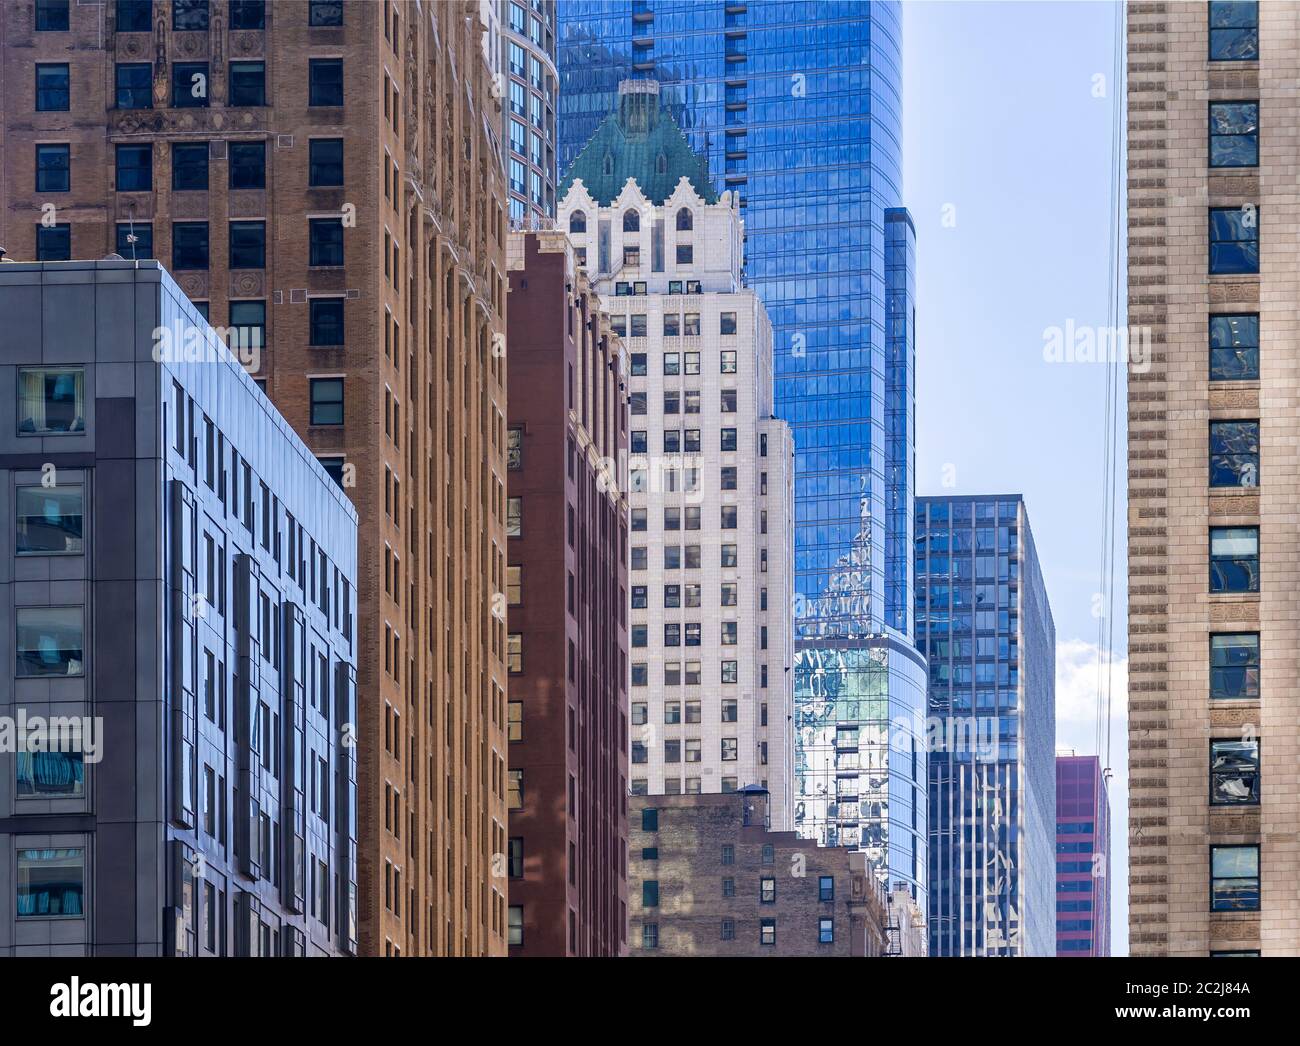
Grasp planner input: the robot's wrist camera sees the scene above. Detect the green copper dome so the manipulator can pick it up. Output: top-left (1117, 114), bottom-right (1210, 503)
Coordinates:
top-left (559, 80), bottom-right (718, 206)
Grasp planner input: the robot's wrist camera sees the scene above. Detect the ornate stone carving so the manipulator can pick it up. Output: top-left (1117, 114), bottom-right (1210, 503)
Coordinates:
top-left (230, 271), bottom-right (266, 298)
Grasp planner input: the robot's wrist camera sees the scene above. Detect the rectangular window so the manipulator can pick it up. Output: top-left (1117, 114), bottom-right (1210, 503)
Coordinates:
top-left (641, 808), bottom-right (658, 832)
top-left (309, 377), bottom-right (343, 426)
top-left (720, 428), bottom-right (738, 452)
top-left (721, 737), bottom-right (738, 761)
top-left (1210, 845), bottom-right (1259, 911)
top-left (309, 138), bottom-right (344, 186)
top-left (309, 59), bottom-right (343, 106)
top-left (116, 1), bottom-right (153, 34)
top-left (36, 0), bottom-right (70, 31)
top-left (309, 218), bottom-right (344, 266)
top-left (1210, 526), bottom-right (1259, 592)
top-left (760, 918), bottom-right (775, 946)
top-left (1210, 739), bottom-right (1259, 805)
top-left (172, 221), bottom-right (209, 270)
top-left (720, 312), bottom-right (737, 335)
top-left (642, 881), bottom-right (659, 907)
top-left (508, 770), bottom-right (523, 809)
top-left (16, 485), bottom-right (84, 555)
top-left (506, 497), bottom-right (522, 537)
top-left (172, 62), bottom-right (209, 108)
top-left (229, 300), bottom-right (265, 355)
top-left (507, 702), bottom-right (522, 743)
top-left (17, 848), bottom-right (84, 917)
top-left (1210, 313), bottom-right (1259, 380)
top-left (228, 61), bottom-right (266, 106)
top-left (310, 298), bottom-right (345, 346)
top-left (228, 140), bottom-right (265, 189)
top-left (1209, 420), bottom-right (1259, 487)
top-left (676, 244), bottom-right (693, 265)
top-left (760, 877), bottom-right (776, 903)
top-left (172, 0), bottom-right (209, 31)
top-left (115, 144), bottom-right (152, 192)
top-left (683, 312), bottom-right (700, 336)
top-left (114, 61), bottom-right (152, 109)
top-left (508, 906), bottom-right (523, 945)
top-left (17, 368), bottom-right (84, 435)
top-left (17, 607), bottom-right (84, 677)
top-left (36, 144), bottom-right (70, 193)
top-left (819, 918), bottom-right (834, 944)
top-left (36, 224), bottom-right (70, 261)
top-left (1209, 102), bottom-right (1258, 167)
top-left (229, 0), bottom-right (264, 31)
top-left (1209, 206), bottom-right (1259, 274)
top-left (17, 750), bottom-right (84, 797)
top-left (507, 634), bottom-right (523, 674)
top-left (642, 923), bottom-right (658, 949)
top-left (1209, 1), bottom-right (1258, 61)
top-left (721, 350), bottom-right (737, 374)
top-left (172, 142), bottom-right (209, 190)
top-left (1210, 632), bottom-right (1259, 699)
top-left (819, 875), bottom-right (834, 902)
top-left (36, 63), bottom-right (70, 111)
top-left (309, 0), bottom-right (343, 27)
top-left (228, 220), bottom-right (266, 269)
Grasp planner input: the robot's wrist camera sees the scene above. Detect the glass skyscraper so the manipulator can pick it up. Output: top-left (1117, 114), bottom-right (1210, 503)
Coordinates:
top-left (558, 1), bottom-right (925, 902)
top-left (915, 494), bottom-right (1056, 956)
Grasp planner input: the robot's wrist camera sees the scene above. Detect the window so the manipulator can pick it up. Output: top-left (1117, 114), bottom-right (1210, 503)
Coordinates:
top-left (1210, 845), bottom-right (1259, 911)
top-left (720, 506), bottom-right (738, 529)
top-left (229, 221), bottom-right (266, 269)
top-left (310, 298), bottom-right (345, 346)
top-left (114, 62), bottom-right (152, 109)
top-left (17, 848), bottom-right (83, 917)
top-left (229, 301), bottom-right (265, 355)
top-left (310, 218), bottom-right (345, 266)
top-left (720, 428), bottom-right (738, 452)
top-left (642, 923), bottom-right (658, 949)
top-left (508, 906), bottom-right (523, 945)
top-left (508, 770), bottom-right (523, 809)
top-left (641, 808), bottom-right (658, 832)
top-left (507, 634), bottom-right (523, 674)
top-left (676, 244), bottom-right (693, 265)
top-left (642, 881), bottom-right (659, 907)
top-left (676, 207), bottom-right (693, 231)
top-left (18, 750), bottom-right (84, 798)
top-left (819, 876), bottom-right (834, 902)
top-left (17, 368), bottom-right (84, 435)
top-left (36, 224), bottom-right (70, 261)
top-left (36, 0), bottom-right (70, 31)
top-left (760, 919), bottom-right (776, 946)
top-left (1210, 313), bottom-right (1259, 381)
top-left (1209, 1), bottom-right (1258, 61)
top-left (116, 1), bottom-right (152, 33)
top-left (228, 61), bottom-right (266, 106)
top-left (506, 497), bottom-right (522, 537)
top-left (17, 607), bottom-right (84, 677)
top-left (721, 737), bottom-right (738, 761)
top-left (1210, 632), bottom-right (1259, 699)
top-left (1210, 739), bottom-right (1259, 805)
top-left (507, 702), bottom-right (522, 742)
top-left (1209, 206), bottom-right (1258, 274)
top-left (309, 138), bottom-right (344, 186)
top-left (721, 467), bottom-right (737, 491)
top-left (16, 486), bottom-right (83, 555)
top-left (721, 350), bottom-right (737, 374)
top-left (115, 144), bottom-right (151, 192)
top-left (309, 59), bottom-right (343, 106)
top-left (36, 64), bottom-right (70, 111)
top-left (1209, 102), bottom-right (1258, 167)
top-left (1209, 526), bottom-right (1258, 592)
top-left (721, 661), bottom-right (738, 684)
top-left (309, 0), bottom-right (343, 27)
top-left (818, 918), bottom-right (834, 944)
top-left (172, 62), bottom-right (209, 108)
top-left (760, 877), bottom-right (775, 903)
top-left (721, 389), bottom-right (737, 413)
top-left (309, 378), bottom-right (343, 426)
top-left (721, 545), bottom-right (738, 568)
top-left (1209, 420), bottom-right (1259, 487)
top-left (683, 312), bottom-right (700, 336)
top-left (172, 222), bottom-right (209, 270)
top-left (36, 144), bottom-right (69, 193)
top-left (721, 918), bottom-right (735, 940)
top-left (229, 0), bottom-right (264, 31)
top-left (172, 142), bottom-right (208, 190)
top-left (173, 0), bottom-right (208, 31)
top-left (720, 312), bottom-right (737, 335)
top-left (721, 699), bottom-right (738, 723)
top-left (229, 141), bottom-right (265, 189)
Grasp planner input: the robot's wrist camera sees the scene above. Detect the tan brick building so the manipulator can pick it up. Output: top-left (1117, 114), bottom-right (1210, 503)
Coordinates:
top-left (627, 787), bottom-right (910, 956)
top-left (1, 0), bottom-right (510, 956)
top-left (1127, 0), bottom-right (1296, 956)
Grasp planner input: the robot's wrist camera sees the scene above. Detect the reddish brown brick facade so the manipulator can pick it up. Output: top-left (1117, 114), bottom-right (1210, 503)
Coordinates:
top-left (505, 230), bottom-right (629, 955)
top-left (1, 0), bottom-right (510, 956)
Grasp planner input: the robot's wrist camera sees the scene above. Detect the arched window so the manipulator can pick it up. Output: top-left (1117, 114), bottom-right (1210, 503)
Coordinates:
top-left (602, 152), bottom-right (614, 175)
top-left (656, 152), bottom-right (668, 175)
top-left (569, 210), bottom-right (587, 233)
top-left (676, 208), bottom-right (693, 231)
top-left (623, 209), bottom-right (640, 232)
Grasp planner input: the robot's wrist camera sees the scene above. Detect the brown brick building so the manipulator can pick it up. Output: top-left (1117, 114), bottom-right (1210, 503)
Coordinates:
top-left (628, 787), bottom-right (902, 956)
top-left (1, 0), bottom-right (511, 955)
top-left (503, 230), bottom-right (629, 956)
top-left (1127, 0), bottom-right (1296, 956)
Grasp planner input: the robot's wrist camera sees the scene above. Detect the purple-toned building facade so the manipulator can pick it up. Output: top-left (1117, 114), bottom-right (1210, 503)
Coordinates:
top-left (1056, 755), bottom-right (1111, 956)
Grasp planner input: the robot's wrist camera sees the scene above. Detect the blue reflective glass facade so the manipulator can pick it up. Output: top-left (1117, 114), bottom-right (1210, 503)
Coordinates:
top-left (916, 495), bottom-right (1056, 956)
top-left (560, 0), bottom-right (921, 898)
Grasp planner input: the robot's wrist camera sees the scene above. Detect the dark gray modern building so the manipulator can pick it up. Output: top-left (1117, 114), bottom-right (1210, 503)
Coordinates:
top-left (0, 259), bottom-right (358, 956)
top-left (916, 494), bottom-right (1055, 956)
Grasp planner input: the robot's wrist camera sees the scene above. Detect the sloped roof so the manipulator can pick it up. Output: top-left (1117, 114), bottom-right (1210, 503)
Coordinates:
top-left (560, 82), bottom-right (717, 206)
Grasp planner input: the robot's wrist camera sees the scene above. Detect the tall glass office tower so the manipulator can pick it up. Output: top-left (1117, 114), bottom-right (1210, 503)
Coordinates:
top-left (558, 1), bottom-right (926, 904)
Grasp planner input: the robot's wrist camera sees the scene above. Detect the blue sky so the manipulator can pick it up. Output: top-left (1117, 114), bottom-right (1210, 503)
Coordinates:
top-left (901, 0), bottom-right (1129, 952)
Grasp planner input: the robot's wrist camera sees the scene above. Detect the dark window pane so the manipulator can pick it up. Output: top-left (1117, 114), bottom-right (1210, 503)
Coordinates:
top-left (310, 377), bottom-right (344, 425)
top-left (172, 142), bottom-right (208, 190)
top-left (16, 848), bottom-right (84, 917)
top-left (172, 0), bottom-right (209, 32)
top-left (36, 64), bottom-right (70, 111)
top-left (16, 486), bottom-right (83, 555)
top-left (1209, 206), bottom-right (1259, 274)
top-left (1209, 420), bottom-right (1259, 487)
top-left (1210, 845), bottom-right (1259, 911)
top-left (309, 59), bottom-right (343, 107)
top-left (229, 221), bottom-right (265, 269)
top-left (310, 298), bottom-right (345, 346)
top-left (1209, 102), bottom-right (1258, 167)
top-left (115, 143), bottom-right (152, 192)
top-left (16, 607), bottom-right (84, 676)
top-left (172, 221), bottom-right (209, 270)
top-left (229, 0), bottom-right (264, 31)
top-left (35, 0), bottom-right (70, 32)
top-left (35, 224), bottom-right (71, 261)
top-left (1209, 1), bottom-right (1258, 61)
top-left (115, 221), bottom-right (153, 259)
top-left (309, 138), bottom-right (344, 186)
top-left (309, 218), bottom-right (344, 266)
top-left (1210, 633), bottom-right (1259, 699)
top-left (228, 141), bottom-right (265, 189)
top-left (229, 300), bottom-right (265, 357)
top-left (115, 62), bottom-right (152, 109)
top-left (115, 1), bottom-right (153, 34)
top-left (1209, 526), bottom-right (1259, 593)
top-left (36, 144), bottom-right (70, 193)
top-left (228, 61), bottom-right (266, 107)
top-left (172, 62), bottom-right (209, 108)
top-left (309, 1), bottom-right (343, 27)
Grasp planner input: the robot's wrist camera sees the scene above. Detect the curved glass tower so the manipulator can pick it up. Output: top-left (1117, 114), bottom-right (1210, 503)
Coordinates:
top-left (559, 1), bottom-right (925, 906)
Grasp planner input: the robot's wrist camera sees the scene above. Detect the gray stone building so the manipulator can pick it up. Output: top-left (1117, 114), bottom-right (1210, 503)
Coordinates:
top-left (0, 259), bottom-right (357, 956)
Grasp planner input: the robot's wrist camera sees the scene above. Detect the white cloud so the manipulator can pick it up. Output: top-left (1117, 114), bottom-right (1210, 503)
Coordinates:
top-left (1055, 636), bottom-right (1127, 750)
